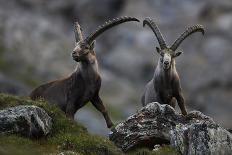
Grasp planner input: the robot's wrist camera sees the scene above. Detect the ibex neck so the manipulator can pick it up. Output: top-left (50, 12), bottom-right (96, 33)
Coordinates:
top-left (76, 58), bottom-right (99, 80)
top-left (155, 59), bottom-right (176, 81)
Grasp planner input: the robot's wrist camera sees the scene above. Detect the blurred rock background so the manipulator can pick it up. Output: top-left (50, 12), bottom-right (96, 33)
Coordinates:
top-left (0, 0), bottom-right (231, 136)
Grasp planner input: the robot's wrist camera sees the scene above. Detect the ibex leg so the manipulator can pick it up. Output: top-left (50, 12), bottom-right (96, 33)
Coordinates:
top-left (176, 93), bottom-right (187, 115)
top-left (66, 100), bottom-right (85, 119)
top-left (91, 95), bottom-right (114, 128)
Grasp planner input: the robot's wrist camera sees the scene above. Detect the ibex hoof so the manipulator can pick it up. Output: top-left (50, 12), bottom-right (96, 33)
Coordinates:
top-left (182, 111), bottom-right (187, 116)
top-left (107, 122), bottom-right (114, 128)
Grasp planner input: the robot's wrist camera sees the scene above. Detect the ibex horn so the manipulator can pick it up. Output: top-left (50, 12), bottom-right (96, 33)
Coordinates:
top-left (74, 22), bottom-right (84, 42)
top-left (143, 17), bottom-right (167, 50)
top-left (84, 16), bottom-right (140, 44)
top-left (170, 24), bottom-right (205, 51)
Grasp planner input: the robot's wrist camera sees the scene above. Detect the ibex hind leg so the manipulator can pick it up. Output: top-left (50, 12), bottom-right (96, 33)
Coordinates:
top-left (66, 100), bottom-right (85, 120)
top-left (169, 98), bottom-right (176, 109)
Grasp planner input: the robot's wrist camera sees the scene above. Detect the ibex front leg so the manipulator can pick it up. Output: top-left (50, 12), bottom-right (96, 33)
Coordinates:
top-left (66, 99), bottom-right (84, 120)
top-left (176, 92), bottom-right (187, 115)
top-left (174, 80), bottom-right (187, 115)
top-left (91, 94), bottom-right (114, 128)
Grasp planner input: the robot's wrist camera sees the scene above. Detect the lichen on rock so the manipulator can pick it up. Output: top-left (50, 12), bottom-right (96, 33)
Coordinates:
top-left (0, 105), bottom-right (52, 138)
top-left (110, 102), bottom-right (232, 155)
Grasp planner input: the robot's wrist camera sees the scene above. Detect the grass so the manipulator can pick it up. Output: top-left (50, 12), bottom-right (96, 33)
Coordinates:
top-left (0, 93), bottom-right (180, 155)
top-left (128, 147), bottom-right (180, 155)
top-left (0, 93), bottom-right (122, 155)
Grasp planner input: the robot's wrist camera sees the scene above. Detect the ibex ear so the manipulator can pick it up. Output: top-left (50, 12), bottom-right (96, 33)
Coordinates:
top-left (156, 47), bottom-right (161, 54)
top-left (173, 51), bottom-right (183, 58)
top-left (156, 47), bottom-right (164, 56)
top-left (89, 40), bottom-right (96, 50)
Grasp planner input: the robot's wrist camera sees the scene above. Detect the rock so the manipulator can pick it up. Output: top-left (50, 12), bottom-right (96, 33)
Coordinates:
top-left (0, 105), bottom-right (52, 138)
top-left (153, 144), bottom-right (161, 151)
top-left (109, 102), bottom-right (232, 154)
top-left (170, 113), bottom-right (232, 155)
top-left (109, 102), bottom-right (184, 151)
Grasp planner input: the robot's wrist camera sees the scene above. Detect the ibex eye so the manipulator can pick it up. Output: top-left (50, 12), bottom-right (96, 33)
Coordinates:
top-left (160, 58), bottom-right (163, 62)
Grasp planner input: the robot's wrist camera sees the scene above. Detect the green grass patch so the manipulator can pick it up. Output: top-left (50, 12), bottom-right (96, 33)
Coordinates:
top-left (0, 93), bottom-right (122, 155)
top-left (128, 146), bottom-right (180, 155)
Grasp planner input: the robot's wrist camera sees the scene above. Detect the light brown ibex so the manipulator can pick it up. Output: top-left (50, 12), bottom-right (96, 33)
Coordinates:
top-left (30, 16), bottom-right (140, 128)
top-left (141, 17), bottom-right (204, 115)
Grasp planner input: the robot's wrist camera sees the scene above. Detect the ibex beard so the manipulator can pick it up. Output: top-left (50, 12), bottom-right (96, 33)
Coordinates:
top-left (30, 16), bottom-right (140, 128)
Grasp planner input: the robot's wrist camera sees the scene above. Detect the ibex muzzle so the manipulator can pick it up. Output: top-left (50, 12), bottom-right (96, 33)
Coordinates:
top-left (142, 17), bottom-right (204, 115)
top-left (30, 16), bottom-right (140, 128)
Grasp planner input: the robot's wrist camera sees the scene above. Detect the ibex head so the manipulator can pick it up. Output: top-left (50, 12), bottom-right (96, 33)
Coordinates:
top-left (72, 16), bottom-right (140, 62)
top-left (143, 17), bottom-right (205, 70)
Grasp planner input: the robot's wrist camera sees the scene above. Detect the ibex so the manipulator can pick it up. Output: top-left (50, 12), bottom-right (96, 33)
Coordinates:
top-left (30, 16), bottom-right (139, 128)
top-left (141, 18), bottom-right (204, 115)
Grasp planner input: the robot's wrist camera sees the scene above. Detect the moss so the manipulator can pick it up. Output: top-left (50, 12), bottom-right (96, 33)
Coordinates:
top-left (0, 93), bottom-right (122, 155)
top-left (127, 146), bottom-right (180, 155)
top-left (0, 135), bottom-right (57, 155)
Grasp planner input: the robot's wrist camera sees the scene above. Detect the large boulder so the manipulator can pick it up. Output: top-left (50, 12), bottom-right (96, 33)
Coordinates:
top-left (109, 102), bottom-right (232, 154)
top-left (0, 105), bottom-right (52, 138)
top-left (171, 114), bottom-right (232, 155)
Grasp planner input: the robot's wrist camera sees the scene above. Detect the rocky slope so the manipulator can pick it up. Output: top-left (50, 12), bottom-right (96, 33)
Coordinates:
top-left (110, 102), bottom-right (232, 154)
top-left (0, 93), bottom-right (122, 155)
top-left (0, 93), bottom-right (181, 155)
top-left (0, 0), bottom-right (231, 135)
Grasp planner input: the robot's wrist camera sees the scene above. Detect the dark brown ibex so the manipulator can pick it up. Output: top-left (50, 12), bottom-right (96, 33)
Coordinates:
top-left (30, 16), bottom-right (139, 128)
top-left (141, 18), bottom-right (204, 115)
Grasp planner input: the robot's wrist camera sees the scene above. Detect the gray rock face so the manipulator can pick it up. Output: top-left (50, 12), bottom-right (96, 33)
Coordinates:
top-left (109, 102), bottom-right (184, 151)
top-left (109, 102), bottom-right (232, 154)
top-left (0, 105), bottom-right (52, 138)
top-left (171, 115), bottom-right (232, 155)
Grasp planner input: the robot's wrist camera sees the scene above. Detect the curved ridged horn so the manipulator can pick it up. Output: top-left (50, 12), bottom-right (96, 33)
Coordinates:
top-left (143, 17), bottom-right (167, 49)
top-left (74, 22), bottom-right (83, 42)
top-left (170, 25), bottom-right (205, 51)
top-left (84, 16), bottom-right (139, 44)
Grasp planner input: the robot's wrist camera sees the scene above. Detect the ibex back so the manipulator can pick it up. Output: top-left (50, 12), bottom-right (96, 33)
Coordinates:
top-left (30, 17), bottom-right (139, 128)
top-left (141, 18), bottom-right (204, 115)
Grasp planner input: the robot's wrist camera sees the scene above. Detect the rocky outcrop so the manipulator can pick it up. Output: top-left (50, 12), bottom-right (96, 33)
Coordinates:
top-left (171, 117), bottom-right (232, 155)
top-left (0, 105), bottom-right (52, 138)
top-left (109, 102), bottom-right (232, 154)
